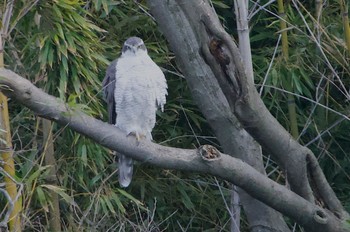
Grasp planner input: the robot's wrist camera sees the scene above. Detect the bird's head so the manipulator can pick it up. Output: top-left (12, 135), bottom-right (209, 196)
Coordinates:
top-left (121, 37), bottom-right (147, 57)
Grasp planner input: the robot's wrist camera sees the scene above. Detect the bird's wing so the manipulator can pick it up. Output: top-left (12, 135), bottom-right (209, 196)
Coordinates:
top-left (102, 59), bottom-right (118, 125)
top-left (153, 66), bottom-right (168, 112)
top-left (102, 58), bottom-right (133, 188)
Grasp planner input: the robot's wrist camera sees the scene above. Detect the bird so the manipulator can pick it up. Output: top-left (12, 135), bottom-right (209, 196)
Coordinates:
top-left (102, 37), bottom-right (167, 187)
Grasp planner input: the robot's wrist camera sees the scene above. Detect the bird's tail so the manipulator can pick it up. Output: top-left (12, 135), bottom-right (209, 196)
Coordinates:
top-left (118, 154), bottom-right (133, 187)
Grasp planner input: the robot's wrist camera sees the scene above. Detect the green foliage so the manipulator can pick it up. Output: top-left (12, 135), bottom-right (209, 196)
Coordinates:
top-left (345, 219), bottom-right (350, 229)
top-left (250, 0), bottom-right (350, 215)
top-left (5, 0), bottom-right (225, 230)
top-left (2, 0), bottom-right (350, 231)
top-left (217, 0), bottom-right (350, 228)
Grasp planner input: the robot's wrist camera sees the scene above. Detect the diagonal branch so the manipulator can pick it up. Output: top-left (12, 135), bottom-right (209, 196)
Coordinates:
top-left (146, 1), bottom-right (290, 231)
top-left (197, 0), bottom-right (313, 201)
top-left (165, 0), bottom-right (348, 221)
top-left (0, 68), bottom-right (349, 231)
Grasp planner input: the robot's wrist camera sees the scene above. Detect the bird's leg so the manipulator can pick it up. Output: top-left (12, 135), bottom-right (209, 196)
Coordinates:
top-left (127, 131), bottom-right (146, 145)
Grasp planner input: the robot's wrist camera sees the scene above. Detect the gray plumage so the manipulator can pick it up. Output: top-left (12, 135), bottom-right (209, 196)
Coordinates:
top-left (102, 37), bottom-right (167, 187)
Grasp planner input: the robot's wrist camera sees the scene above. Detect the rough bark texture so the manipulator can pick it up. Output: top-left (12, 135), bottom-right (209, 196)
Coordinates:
top-left (147, 1), bottom-right (290, 231)
top-left (0, 67), bottom-right (349, 231)
top-left (152, 0), bottom-right (349, 221)
top-left (200, 0), bottom-right (347, 216)
top-left (146, 0), bottom-right (349, 231)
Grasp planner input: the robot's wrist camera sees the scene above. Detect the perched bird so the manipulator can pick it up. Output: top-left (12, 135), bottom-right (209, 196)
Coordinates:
top-left (102, 37), bottom-right (167, 187)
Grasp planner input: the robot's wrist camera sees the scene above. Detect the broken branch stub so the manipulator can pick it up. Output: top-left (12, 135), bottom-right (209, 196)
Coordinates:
top-left (198, 145), bottom-right (221, 161)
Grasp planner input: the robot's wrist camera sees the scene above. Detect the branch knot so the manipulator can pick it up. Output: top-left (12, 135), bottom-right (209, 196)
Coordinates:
top-left (313, 209), bottom-right (328, 224)
top-left (198, 145), bottom-right (221, 161)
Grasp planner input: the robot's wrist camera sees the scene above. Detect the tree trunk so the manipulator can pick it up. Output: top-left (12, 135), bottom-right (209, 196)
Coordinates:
top-left (0, 68), bottom-right (349, 231)
top-left (148, 1), bottom-right (290, 231)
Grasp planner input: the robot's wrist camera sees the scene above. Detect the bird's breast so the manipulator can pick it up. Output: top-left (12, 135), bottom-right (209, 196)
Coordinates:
top-left (113, 55), bottom-right (163, 135)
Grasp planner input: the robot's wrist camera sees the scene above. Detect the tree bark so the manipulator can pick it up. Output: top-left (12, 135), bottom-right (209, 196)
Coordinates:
top-left (147, 1), bottom-right (290, 231)
top-left (150, 0), bottom-right (348, 222)
top-left (0, 68), bottom-right (349, 231)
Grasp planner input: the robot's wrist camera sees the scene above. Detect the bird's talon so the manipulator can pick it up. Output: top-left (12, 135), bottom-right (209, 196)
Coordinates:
top-left (127, 132), bottom-right (145, 145)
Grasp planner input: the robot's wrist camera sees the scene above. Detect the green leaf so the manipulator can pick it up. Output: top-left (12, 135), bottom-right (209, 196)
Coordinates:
top-left (26, 166), bottom-right (49, 185)
top-left (211, 1), bottom-right (230, 9)
top-left (20, 150), bottom-right (37, 176)
top-left (102, 1), bottom-right (109, 15)
top-left (55, 23), bottom-right (65, 40)
top-left (103, 195), bottom-right (116, 214)
top-left (178, 187), bottom-right (194, 210)
top-left (52, 4), bottom-right (63, 21)
top-left (39, 42), bottom-right (50, 67)
top-left (41, 184), bottom-right (78, 207)
top-left (59, 43), bottom-right (68, 59)
top-left (111, 192), bottom-right (125, 213)
top-left (99, 197), bottom-right (108, 214)
top-left (117, 189), bottom-right (144, 206)
top-left (292, 71), bottom-right (303, 94)
top-left (59, 64), bottom-right (68, 99)
top-left (61, 55), bottom-right (69, 73)
top-left (81, 144), bottom-right (87, 166)
top-left (65, 33), bottom-right (77, 54)
top-left (36, 186), bottom-right (49, 212)
top-left (47, 47), bottom-right (54, 68)
top-left (94, 0), bottom-right (102, 11)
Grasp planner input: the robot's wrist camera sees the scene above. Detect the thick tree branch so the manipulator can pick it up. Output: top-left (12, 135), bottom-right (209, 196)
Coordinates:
top-left (160, 0), bottom-right (348, 221)
top-left (0, 68), bottom-right (349, 231)
top-left (197, 0), bottom-right (313, 202)
top-left (202, 7), bottom-right (347, 217)
top-left (147, 1), bottom-right (290, 231)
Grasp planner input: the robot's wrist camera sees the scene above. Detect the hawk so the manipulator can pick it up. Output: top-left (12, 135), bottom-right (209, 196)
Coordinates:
top-left (102, 37), bottom-right (167, 187)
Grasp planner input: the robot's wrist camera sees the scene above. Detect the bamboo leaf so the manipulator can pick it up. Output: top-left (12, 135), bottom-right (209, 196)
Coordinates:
top-left (41, 184), bottom-right (78, 207)
top-left (36, 186), bottom-right (49, 212)
top-left (81, 144), bottom-right (87, 165)
top-left (103, 195), bottom-right (116, 214)
top-left (26, 166), bottom-right (49, 184)
top-left (117, 189), bottom-right (144, 206)
top-left (111, 192), bottom-right (125, 213)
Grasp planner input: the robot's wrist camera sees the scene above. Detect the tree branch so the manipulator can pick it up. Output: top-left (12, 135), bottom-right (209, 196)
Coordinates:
top-left (146, 1), bottom-right (290, 231)
top-left (161, 0), bottom-right (348, 220)
top-left (0, 68), bottom-right (348, 231)
top-left (197, 0), bottom-right (313, 201)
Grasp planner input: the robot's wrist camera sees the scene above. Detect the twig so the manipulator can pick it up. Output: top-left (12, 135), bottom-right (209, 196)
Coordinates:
top-left (259, 34), bottom-right (282, 96)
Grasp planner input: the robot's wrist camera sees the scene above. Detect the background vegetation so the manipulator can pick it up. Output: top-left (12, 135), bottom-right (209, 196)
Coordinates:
top-left (0, 0), bottom-right (349, 231)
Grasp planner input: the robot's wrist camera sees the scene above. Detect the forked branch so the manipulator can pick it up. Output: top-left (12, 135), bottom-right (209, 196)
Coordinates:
top-left (170, 0), bottom-right (347, 220)
top-left (0, 68), bottom-right (347, 231)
